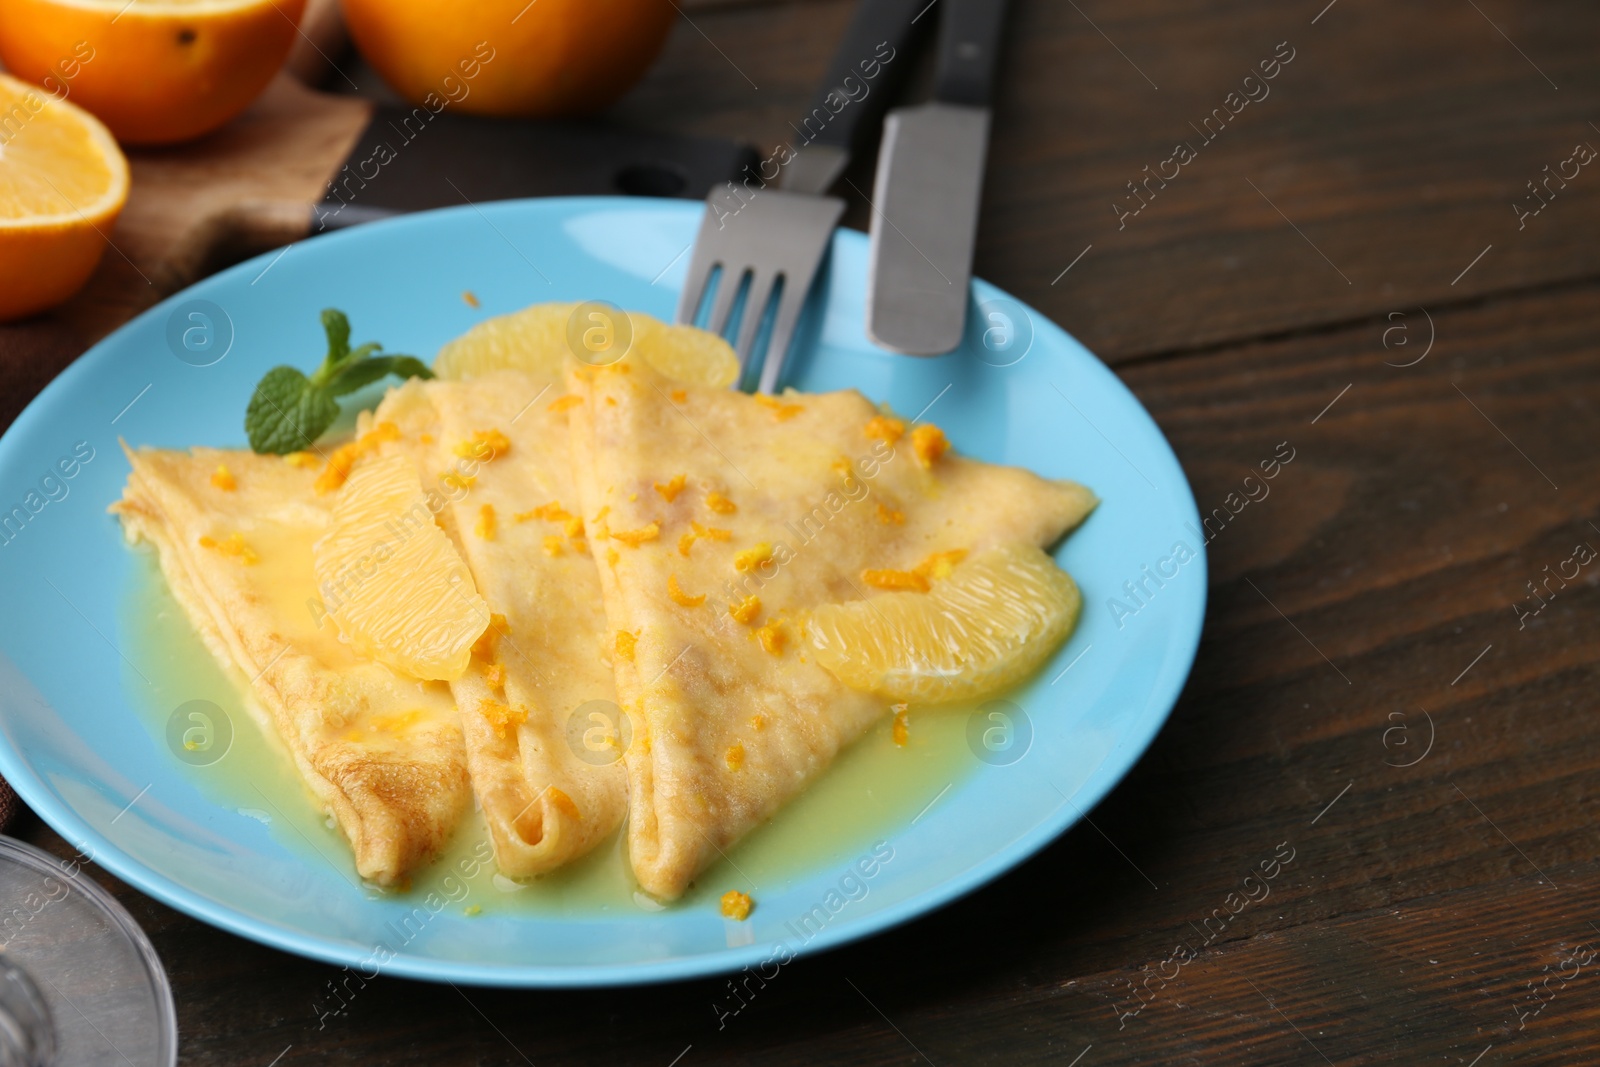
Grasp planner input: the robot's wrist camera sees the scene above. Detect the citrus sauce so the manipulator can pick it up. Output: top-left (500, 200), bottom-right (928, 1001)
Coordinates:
top-left (121, 548), bottom-right (980, 916)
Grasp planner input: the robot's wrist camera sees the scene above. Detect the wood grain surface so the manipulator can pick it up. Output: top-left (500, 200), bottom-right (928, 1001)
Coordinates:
top-left (6, 1), bottom-right (1600, 1064)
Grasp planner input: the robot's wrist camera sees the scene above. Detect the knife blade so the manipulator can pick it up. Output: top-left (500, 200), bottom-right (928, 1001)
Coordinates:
top-left (866, 0), bottom-right (1010, 355)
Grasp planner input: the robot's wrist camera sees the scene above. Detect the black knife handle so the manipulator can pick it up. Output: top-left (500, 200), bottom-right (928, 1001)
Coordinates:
top-left (932, 0), bottom-right (1011, 107)
top-left (799, 0), bottom-right (930, 152)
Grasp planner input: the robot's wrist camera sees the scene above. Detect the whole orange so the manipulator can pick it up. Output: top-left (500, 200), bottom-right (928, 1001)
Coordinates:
top-left (339, 0), bottom-right (675, 118)
top-left (0, 0), bottom-right (308, 146)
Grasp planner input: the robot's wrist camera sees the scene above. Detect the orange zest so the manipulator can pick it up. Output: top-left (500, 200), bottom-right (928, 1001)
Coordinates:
top-left (454, 428), bottom-right (510, 461)
top-left (654, 473), bottom-right (687, 502)
top-left (720, 889), bottom-right (753, 921)
top-left (913, 548), bottom-right (968, 581)
top-left (472, 613), bottom-right (509, 661)
top-left (611, 520), bottom-right (661, 547)
top-left (314, 421), bottom-right (400, 494)
top-left (754, 394), bottom-right (804, 420)
top-left (547, 394), bottom-right (583, 413)
top-left (479, 698), bottom-right (528, 739)
top-left (547, 786), bottom-right (581, 821)
top-left (728, 595), bottom-right (761, 625)
top-left (754, 619), bottom-right (786, 655)
top-left (515, 501), bottom-right (570, 524)
top-left (864, 415), bottom-right (905, 444)
top-left (198, 532), bottom-right (257, 564)
top-left (861, 568), bottom-right (930, 593)
top-left (733, 543), bottom-right (773, 573)
top-left (911, 424), bottom-right (949, 468)
top-left (667, 574), bottom-right (705, 607)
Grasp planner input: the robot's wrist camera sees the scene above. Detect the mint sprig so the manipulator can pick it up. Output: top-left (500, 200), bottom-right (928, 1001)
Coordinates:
top-left (246, 309), bottom-right (433, 455)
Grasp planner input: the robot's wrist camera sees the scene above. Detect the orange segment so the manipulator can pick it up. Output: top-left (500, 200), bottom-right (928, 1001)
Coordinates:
top-left (432, 302), bottom-right (738, 387)
top-left (808, 543), bottom-right (1081, 703)
top-left (0, 72), bottom-right (128, 321)
top-left (312, 454), bottom-right (489, 681)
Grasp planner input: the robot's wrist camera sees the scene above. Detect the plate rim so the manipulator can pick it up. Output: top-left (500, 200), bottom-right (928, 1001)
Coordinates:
top-left (0, 196), bottom-right (1205, 987)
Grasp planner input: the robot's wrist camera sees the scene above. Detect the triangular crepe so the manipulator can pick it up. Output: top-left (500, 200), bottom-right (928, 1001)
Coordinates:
top-left (564, 358), bottom-right (1096, 899)
top-left (363, 372), bottom-right (630, 879)
top-left (114, 446), bottom-right (471, 885)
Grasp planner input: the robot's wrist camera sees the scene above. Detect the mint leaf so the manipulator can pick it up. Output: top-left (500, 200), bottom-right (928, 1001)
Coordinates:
top-left (245, 309), bottom-right (435, 454)
top-left (321, 309), bottom-right (352, 368)
top-left (246, 366), bottom-right (340, 454)
top-left (324, 354), bottom-right (433, 397)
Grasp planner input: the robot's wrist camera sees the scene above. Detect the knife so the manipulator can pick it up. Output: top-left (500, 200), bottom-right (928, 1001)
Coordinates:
top-left (865, 0), bottom-right (1010, 355)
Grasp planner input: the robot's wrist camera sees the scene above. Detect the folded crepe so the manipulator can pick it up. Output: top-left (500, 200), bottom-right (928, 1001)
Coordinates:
top-left (114, 445), bottom-right (471, 885)
top-left (364, 372), bottom-right (629, 879)
top-left (564, 358), bottom-right (1096, 899)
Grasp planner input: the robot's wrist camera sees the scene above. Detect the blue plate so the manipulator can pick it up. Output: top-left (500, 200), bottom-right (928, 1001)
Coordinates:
top-left (0, 198), bottom-right (1204, 986)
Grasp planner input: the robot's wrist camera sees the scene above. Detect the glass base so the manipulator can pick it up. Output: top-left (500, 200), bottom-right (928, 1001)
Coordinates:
top-left (0, 836), bottom-right (176, 1067)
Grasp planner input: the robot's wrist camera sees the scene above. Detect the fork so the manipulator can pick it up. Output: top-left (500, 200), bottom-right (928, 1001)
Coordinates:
top-left (675, 0), bottom-right (928, 394)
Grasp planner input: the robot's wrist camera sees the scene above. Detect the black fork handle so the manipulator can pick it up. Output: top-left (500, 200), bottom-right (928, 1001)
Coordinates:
top-left (799, 0), bottom-right (932, 153)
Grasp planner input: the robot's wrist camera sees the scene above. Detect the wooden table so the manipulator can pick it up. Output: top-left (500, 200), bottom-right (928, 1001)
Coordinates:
top-left (8, 0), bottom-right (1600, 1062)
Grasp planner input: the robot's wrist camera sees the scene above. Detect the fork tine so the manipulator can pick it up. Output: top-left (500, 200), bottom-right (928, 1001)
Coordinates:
top-left (733, 269), bottom-right (777, 375)
top-left (677, 190), bottom-right (844, 392)
top-left (756, 277), bottom-right (808, 396)
top-left (707, 265), bottom-right (750, 338)
top-left (675, 249), bottom-right (716, 326)
top-left (674, 203), bottom-right (727, 324)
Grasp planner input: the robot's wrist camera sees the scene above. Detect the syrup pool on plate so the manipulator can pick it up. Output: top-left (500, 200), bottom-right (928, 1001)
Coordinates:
top-left (119, 548), bottom-right (984, 915)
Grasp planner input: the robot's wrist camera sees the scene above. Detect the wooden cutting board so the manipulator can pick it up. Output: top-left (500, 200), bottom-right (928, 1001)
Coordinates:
top-left (0, 74), bottom-right (372, 430)
top-left (0, 78), bottom-right (759, 436)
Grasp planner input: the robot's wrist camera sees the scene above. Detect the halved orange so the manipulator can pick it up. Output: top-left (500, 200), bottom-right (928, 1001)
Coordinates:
top-left (0, 0), bottom-right (307, 146)
top-left (0, 72), bottom-right (128, 321)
